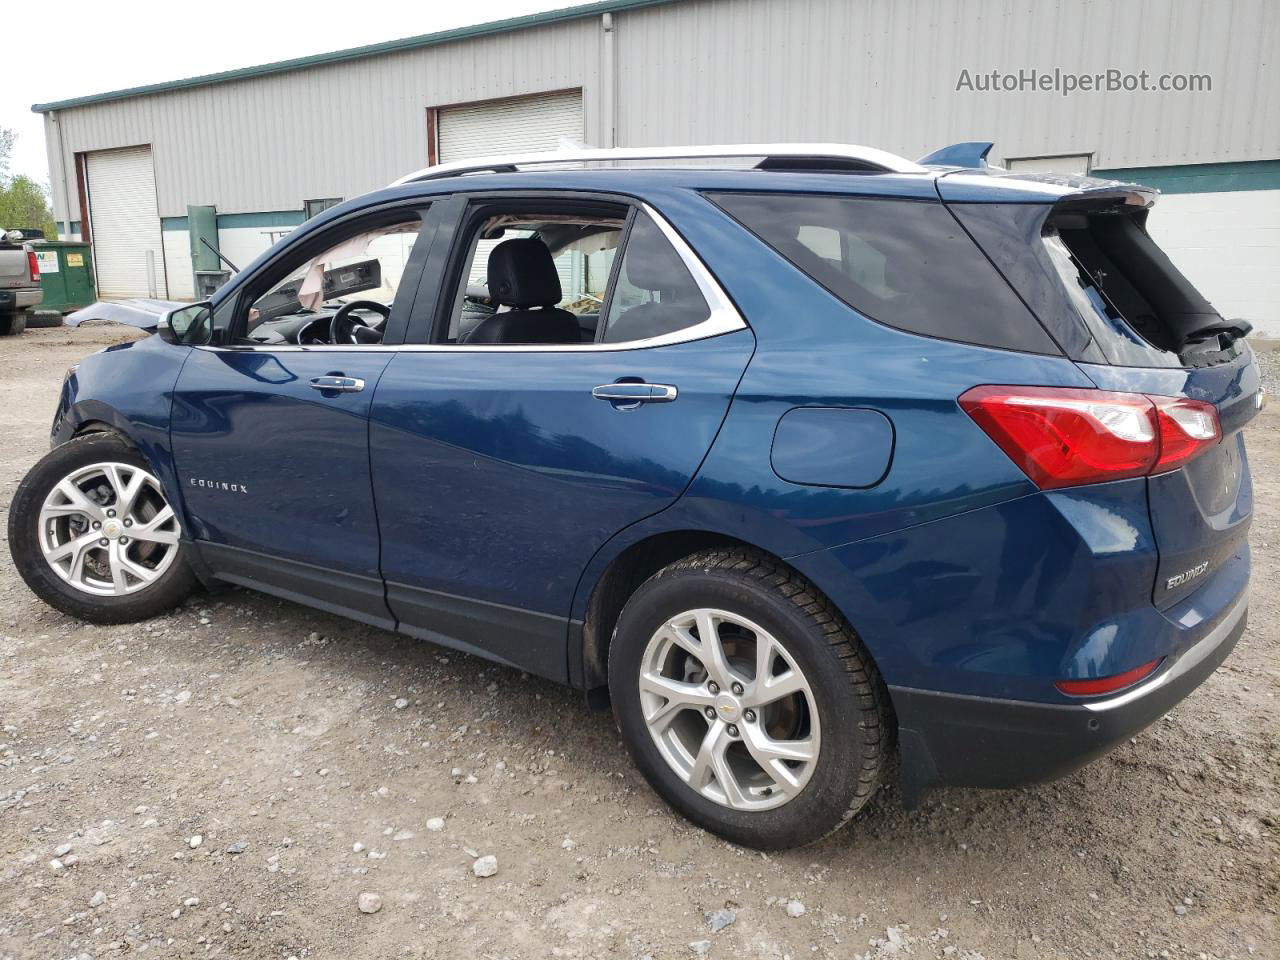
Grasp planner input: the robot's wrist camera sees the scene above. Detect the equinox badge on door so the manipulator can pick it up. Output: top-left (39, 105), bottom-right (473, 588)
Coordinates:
top-left (189, 477), bottom-right (248, 493)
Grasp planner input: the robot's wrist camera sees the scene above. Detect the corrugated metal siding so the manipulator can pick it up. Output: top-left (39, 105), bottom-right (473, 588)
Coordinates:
top-left (42, 0), bottom-right (1278, 226)
top-left (46, 17), bottom-right (601, 221)
top-left (613, 0), bottom-right (1278, 168)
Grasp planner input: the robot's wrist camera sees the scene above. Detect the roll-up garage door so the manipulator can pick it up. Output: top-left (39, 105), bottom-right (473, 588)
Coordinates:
top-left (86, 146), bottom-right (167, 299)
top-left (437, 90), bottom-right (583, 163)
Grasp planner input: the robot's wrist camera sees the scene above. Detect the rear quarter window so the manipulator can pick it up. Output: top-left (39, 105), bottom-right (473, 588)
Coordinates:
top-left (709, 192), bottom-right (1061, 355)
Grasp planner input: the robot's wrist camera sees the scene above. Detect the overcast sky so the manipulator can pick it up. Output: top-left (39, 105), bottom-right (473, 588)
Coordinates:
top-left (3, 0), bottom-right (566, 184)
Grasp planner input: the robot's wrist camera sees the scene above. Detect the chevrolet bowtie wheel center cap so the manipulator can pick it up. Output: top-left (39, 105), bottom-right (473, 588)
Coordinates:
top-left (714, 692), bottom-right (742, 724)
top-left (102, 520), bottom-right (123, 540)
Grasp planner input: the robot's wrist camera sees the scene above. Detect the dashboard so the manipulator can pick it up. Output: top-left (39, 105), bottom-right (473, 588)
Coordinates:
top-left (244, 305), bottom-right (387, 346)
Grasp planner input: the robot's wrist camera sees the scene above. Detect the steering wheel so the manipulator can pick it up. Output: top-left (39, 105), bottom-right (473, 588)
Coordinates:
top-left (330, 300), bottom-right (391, 345)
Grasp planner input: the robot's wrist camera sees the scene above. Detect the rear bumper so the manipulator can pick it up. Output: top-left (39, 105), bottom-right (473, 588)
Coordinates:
top-left (0, 287), bottom-right (42, 311)
top-left (892, 590), bottom-right (1247, 805)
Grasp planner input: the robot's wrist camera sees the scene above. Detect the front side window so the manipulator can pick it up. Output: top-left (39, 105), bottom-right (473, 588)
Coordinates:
top-left (239, 213), bottom-right (425, 346)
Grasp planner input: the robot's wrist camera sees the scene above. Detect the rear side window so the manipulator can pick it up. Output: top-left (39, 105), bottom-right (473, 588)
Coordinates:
top-left (600, 212), bottom-right (711, 343)
top-left (710, 192), bottom-right (1060, 354)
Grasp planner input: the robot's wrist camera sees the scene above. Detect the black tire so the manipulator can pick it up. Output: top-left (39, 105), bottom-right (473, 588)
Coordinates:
top-left (609, 548), bottom-right (891, 850)
top-left (27, 309), bottom-right (64, 328)
top-left (0, 310), bottom-right (26, 336)
top-left (7, 433), bottom-right (198, 623)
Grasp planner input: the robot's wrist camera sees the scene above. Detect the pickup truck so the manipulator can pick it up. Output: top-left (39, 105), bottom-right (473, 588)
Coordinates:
top-left (0, 228), bottom-right (44, 335)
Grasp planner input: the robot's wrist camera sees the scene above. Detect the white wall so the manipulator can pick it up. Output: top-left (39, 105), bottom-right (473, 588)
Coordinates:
top-left (161, 230), bottom-right (194, 300)
top-left (1146, 190), bottom-right (1280, 338)
top-left (162, 224), bottom-right (296, 303)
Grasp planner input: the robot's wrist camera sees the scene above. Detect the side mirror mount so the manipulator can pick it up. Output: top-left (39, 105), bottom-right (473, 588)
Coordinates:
top-left (157, 301), bottom-right (213, 346)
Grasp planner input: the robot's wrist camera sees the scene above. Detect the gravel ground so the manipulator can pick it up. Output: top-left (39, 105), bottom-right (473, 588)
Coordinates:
top-left (1, 326), bottom-right (1277, 960)
top-left (1253, 346), bottom-right (1280, 400)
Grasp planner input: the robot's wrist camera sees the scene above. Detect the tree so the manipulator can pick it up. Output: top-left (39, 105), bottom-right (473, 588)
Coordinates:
top-left (0, 175), bottom-right (58, 238)
top-left (0, 126), bottom-right (14, 178)
top-left (0, 126), bottom-right (57, 238)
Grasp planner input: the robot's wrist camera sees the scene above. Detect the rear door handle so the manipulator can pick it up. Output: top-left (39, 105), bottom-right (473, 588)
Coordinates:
top-left (309, 375), bottom-right (365, 393)
top-left (592, 383), bottom-right (678, 405)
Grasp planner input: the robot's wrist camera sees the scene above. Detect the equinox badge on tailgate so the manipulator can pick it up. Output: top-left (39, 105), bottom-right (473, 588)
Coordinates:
top-left (1166, 561), bottom-right (1210, 590)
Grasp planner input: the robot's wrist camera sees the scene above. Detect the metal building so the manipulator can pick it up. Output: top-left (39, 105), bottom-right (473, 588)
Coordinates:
top-left (33, 0), bottom-right (1280, 332)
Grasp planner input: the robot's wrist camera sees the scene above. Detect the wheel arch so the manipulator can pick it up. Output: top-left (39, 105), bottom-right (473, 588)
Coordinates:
top-left (574, 530), bottom-right (887, 711)
top-left (71, 418), bottom-right (134, 443)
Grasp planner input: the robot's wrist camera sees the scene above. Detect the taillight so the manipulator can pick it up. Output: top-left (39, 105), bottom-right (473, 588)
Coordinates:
top-left (959, 385), bottom-right (1220, 489)
top-left (27, 250), bottom-right (40, 282)
top-left (1056, 658), bottom-right (1162, 696)
top-left (1151, 396), bottom-right (1220, 472)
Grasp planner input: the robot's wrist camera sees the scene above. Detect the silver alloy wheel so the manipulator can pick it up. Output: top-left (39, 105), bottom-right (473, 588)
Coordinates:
top-left (638, 608), bottom-right (820, 811)
top-left (37, 461), bottom-right (181, 597)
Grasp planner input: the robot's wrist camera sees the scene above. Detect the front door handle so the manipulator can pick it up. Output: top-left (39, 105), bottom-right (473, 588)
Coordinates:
top-left (592, 382), bottom-right (679, 405)
top-left (309, 375), bottom-right (365, 393)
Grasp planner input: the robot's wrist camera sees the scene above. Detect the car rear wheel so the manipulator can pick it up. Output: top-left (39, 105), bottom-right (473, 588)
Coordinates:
top-left (609, 549), bottom-right (890, 849)
top-left (0, 311), bottom-right (27, 336)
top-left (7, 434), bottom-right (197, 623)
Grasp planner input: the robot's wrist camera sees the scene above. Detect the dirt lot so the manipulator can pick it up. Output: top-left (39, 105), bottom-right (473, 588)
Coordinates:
top-left (1, 325), bottom-right (1276, 960)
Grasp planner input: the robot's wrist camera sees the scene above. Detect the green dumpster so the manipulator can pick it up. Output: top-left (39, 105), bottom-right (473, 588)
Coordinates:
top-left (34, 241), bottom-right (97, 313)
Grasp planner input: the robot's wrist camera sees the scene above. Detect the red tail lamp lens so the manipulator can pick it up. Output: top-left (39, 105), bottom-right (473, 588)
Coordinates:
top-left (1056, 658), bottom-right (1163, 696)
top-left (1151, 396), bottom-right (1220, 473)
top-left (959, 386), bottom-right (1221, 490)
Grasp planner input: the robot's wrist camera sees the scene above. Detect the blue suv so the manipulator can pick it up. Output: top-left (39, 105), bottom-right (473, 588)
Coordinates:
top-left (7, 143), bottom-right (1260, 849)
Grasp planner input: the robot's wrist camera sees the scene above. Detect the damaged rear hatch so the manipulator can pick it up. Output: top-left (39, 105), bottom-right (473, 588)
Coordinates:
top-left (942, 170), bottom-right (1261, 615)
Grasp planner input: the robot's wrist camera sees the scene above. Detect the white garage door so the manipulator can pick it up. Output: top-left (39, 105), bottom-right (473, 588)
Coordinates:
top-left (86, 146), bottom-right (167, 299)
top-left (438, 89), bottom-right (583, 162)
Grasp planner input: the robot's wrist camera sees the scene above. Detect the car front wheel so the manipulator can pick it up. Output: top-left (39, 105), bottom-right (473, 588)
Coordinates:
top-left (609, 549), bottom-right (891, 849)
top-left (7, 434), bottom-right (197, 623)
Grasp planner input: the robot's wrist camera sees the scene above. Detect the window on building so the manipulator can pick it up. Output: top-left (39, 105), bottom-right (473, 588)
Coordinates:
top-left (304, 198), bottom-right (344, 219)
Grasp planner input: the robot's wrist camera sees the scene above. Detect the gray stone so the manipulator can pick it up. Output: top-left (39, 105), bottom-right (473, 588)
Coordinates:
top-left (472, 854), bottom-right (498, 878)
top-left (358, 891), bottom-right (383, 914)
top-left (705, 909), bottom-right (736, 932)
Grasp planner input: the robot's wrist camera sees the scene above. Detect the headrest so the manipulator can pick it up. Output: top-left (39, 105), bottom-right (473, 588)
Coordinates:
top-left (624, 233), bottom-right (687, 293)
top-left (488, 238), bottom-right (562, 307)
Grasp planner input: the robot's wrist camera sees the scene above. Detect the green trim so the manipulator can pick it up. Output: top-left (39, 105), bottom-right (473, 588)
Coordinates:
top-left (32, 0), bottom-right (678, 114)
top-left (162, 211), bottom-right (305, 232)
top-left (1091, 160), bottom-right (1280, 195)
top-left (218, 211), bottom-right (305, 229)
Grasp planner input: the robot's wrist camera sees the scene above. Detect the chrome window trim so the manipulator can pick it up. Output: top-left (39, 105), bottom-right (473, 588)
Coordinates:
top-left (196, 203), bottom-right (747, 355)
